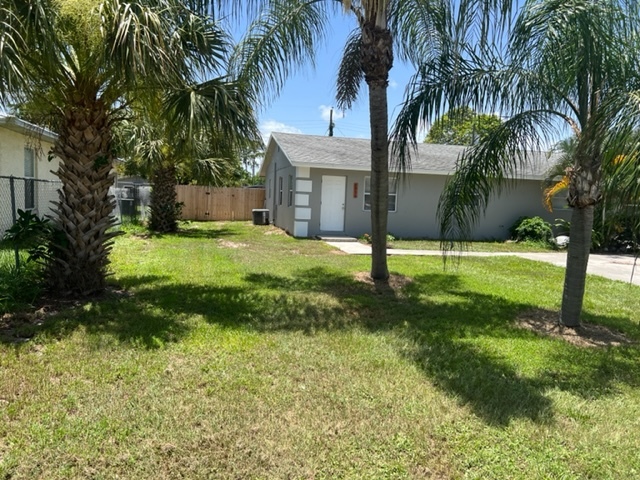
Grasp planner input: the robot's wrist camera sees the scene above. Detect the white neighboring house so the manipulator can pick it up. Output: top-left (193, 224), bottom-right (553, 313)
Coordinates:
top-left (0, 114), bottom-right (61, 234)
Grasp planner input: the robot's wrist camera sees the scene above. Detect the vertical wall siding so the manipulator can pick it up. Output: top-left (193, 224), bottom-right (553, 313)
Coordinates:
top-left (176, 186), bottom-right (266, 221)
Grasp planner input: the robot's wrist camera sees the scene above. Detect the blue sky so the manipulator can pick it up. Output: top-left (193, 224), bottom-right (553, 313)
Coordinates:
top-left (255, 13), bottom-right (418, 143)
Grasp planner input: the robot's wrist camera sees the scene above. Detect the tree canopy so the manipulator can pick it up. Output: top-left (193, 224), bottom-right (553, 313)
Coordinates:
top-left (424, 107), bottom-right (501, 145)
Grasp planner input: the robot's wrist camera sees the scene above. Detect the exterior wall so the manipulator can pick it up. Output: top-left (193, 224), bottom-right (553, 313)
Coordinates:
top-left (263, 146), bottom-right (298, 235)
top-left (0, 127), bottom-right (59, 181)
top-left (0, 127), bottom-right (61, 234)
top-left (299, 168), bottom-right (569, 240)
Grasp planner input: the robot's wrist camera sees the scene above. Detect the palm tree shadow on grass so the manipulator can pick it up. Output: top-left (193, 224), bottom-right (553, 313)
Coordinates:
top-left (1, 275), bottom-right (181, 349)
top-left (42, 298), bottom-right (192, 350)
top-left (140, 225), bottom-right (238, 240)
top-left (21, 267), bottom-right (640, 426)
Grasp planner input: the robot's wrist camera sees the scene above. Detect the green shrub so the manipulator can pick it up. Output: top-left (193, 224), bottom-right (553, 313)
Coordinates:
top-left (0, 260), bottom-right (42, 314)
top-left (2, 209), bottom-right (63, 265)
top-left (509, 216), bottom-right (554, 244)
top-left (359, 233), bottom-right (372, 244)
top-left (359, 233), bottom-right (396, 245)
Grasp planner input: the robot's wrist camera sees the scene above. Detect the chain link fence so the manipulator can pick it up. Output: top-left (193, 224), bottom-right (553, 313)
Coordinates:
top-left (1, 176), bottom-right (154, 238)
top-left (1, 176), bottom-right (154, 272)
top-left (0, 175), bottom-right (61, 238)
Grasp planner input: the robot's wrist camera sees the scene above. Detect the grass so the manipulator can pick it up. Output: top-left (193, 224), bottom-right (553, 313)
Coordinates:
top-left (387, 238), bottom-right (555, 252)
top-left (1, 221), bottom-right (639, 479)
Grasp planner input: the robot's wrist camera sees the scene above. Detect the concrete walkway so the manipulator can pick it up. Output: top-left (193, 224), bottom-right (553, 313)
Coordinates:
top-left (324, 241), bottom-right (640, 286)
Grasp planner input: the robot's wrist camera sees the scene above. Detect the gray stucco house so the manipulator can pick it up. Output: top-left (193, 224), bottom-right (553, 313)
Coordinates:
top-left (259, 132), bottom-right (567, 239)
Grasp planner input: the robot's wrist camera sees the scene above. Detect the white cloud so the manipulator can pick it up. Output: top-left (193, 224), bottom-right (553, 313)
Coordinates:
top-left (259, 120), bottom-right (303, 144)
top-left (319, 105), bottom-right (345, 122)
top-left (389, 79), bottom-right (398, 89)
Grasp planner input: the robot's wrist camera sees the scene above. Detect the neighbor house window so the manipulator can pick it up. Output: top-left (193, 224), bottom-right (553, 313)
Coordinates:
top-left (363, 176), bottom-right (397, 212)
top-left (24, 148), bottom-right (35, 210)
top-left (287, 175), bottom-right (293, 207)
top-left (278, 176), bottom-right (283, 205)
top-left (552, 192), bottom-right (570, 210)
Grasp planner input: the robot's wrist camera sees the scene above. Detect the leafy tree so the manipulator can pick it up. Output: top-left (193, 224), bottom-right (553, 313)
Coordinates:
top-left (0, 0), bottom-right (235, 295)
top-left (393, 0), bottom-right (640, 326)
top-left (225, 0), bottom-right (511, 282)
top-left (425, 107), bottom-right (501, 145)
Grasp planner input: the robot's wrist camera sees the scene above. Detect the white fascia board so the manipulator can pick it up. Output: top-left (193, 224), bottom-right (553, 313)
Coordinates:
top-left (257, 139), bottom-right (278, 177)
top-left (288, 162), bottom-right (545, 181)
top-left (289, 161), bottom-right (370, 172)
top-left (0, 115), bottom-right (58, 143)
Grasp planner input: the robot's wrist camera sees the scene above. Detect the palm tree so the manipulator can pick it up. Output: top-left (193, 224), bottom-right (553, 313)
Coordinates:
top-left (0, 0), bottom-right (232, 294)
top-left (119, 81), bottom-right (261, 233)
top-left (225, 0), bottom-right (511, 281)
top-left (393, 0), bottom-right (640, 326)
top-left (544, 136), bottom-right (640, 253)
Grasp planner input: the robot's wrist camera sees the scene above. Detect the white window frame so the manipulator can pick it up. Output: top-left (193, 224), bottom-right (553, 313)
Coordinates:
top-left (363, 176), bottom-right (397, 212)
top-left (287, 175), bottom-right (293, 207)
top-left (278, 176), bottom-right (283, 206)
top-left (24, 147), bottom-right (36, 210)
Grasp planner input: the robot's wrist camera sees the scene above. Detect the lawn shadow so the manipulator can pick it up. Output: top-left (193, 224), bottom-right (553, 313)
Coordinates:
top-left (243, 268), bottom-right (639, 425)
top-left (100, 269), bottom-right (533, 425)
top-left (14, 265), bottom-right (639, 427)
top-left (3, 275), bottom-right (182, 349)
top-left (39, 297), bottom-right (192, 349)
top-left (172, 225), bottom-right (237, 240)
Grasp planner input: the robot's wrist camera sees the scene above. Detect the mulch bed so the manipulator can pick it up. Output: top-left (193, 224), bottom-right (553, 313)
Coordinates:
top-left (517, 308), bottom-right (634, 348)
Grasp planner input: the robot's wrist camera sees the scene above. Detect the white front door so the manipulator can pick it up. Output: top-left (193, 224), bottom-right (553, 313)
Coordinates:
top-left (320, 175), bottom-right (346, 231)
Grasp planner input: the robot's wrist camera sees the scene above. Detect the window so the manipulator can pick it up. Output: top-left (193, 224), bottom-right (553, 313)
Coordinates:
top-left (24, 148), bottom-right (35, 210)
top-left (278, 176), bottom-right (283, 205)
top-left (287, 175), bottom-right (293, 207)
top-left (363, 176), bottom-right (397, 212)
top-left (551, 192), bottom-right (570, 210)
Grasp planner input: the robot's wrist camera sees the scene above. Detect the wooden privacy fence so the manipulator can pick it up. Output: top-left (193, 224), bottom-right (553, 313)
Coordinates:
top-left (176, 185), bottom-right (266, 221)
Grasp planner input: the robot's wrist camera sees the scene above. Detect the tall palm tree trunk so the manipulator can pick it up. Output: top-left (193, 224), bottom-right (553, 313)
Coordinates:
top-left (51, 96), bottom-right (119, 295)
top-left (561, 205), bottom-right (595, 327)
top-left (368, 83), bottom-right (390, 280)
top-left (149, 164), bottom-right (179, 233)
top-left (361, 21), bottom-right (392, 281)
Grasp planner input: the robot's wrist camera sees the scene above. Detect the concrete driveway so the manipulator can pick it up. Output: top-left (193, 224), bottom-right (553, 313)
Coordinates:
top-left (324, 240), bottom-right (640, 286)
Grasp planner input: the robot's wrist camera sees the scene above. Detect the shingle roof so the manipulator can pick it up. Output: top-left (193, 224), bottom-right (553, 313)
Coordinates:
top-left (261, 132), bottom-right (559, 179)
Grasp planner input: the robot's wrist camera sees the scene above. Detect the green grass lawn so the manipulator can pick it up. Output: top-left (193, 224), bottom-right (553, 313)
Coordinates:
top-left (1, 221), bottom-right (639, 479)
top-left (388, 238), bottom-right (554, 252)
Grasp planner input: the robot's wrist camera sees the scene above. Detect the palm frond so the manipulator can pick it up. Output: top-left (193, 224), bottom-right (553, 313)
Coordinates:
top-left (390, 0), bottom-right (448, 65)
top-left (335, 29), bottom-right (363, 111)
top-left (543, 175), bottom-right (569, 212)
top-left (99, 0), bottom-right (228, 91)
top-left (0, 0), bottom-right (66, 102)
top-left (163, 76), bottom-right (262, 151)
top-left (0, 5), bottom-right (26, 101)
top-left (437, 110), bottom-right (558, 251)
top-left (229, 0), bottom-right (329, 106)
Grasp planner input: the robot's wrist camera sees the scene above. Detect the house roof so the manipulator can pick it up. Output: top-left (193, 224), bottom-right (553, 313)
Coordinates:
top-left (0, 113), bottom-right (58, 143)
top-left (260, 132), bottom-right (559, 180)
